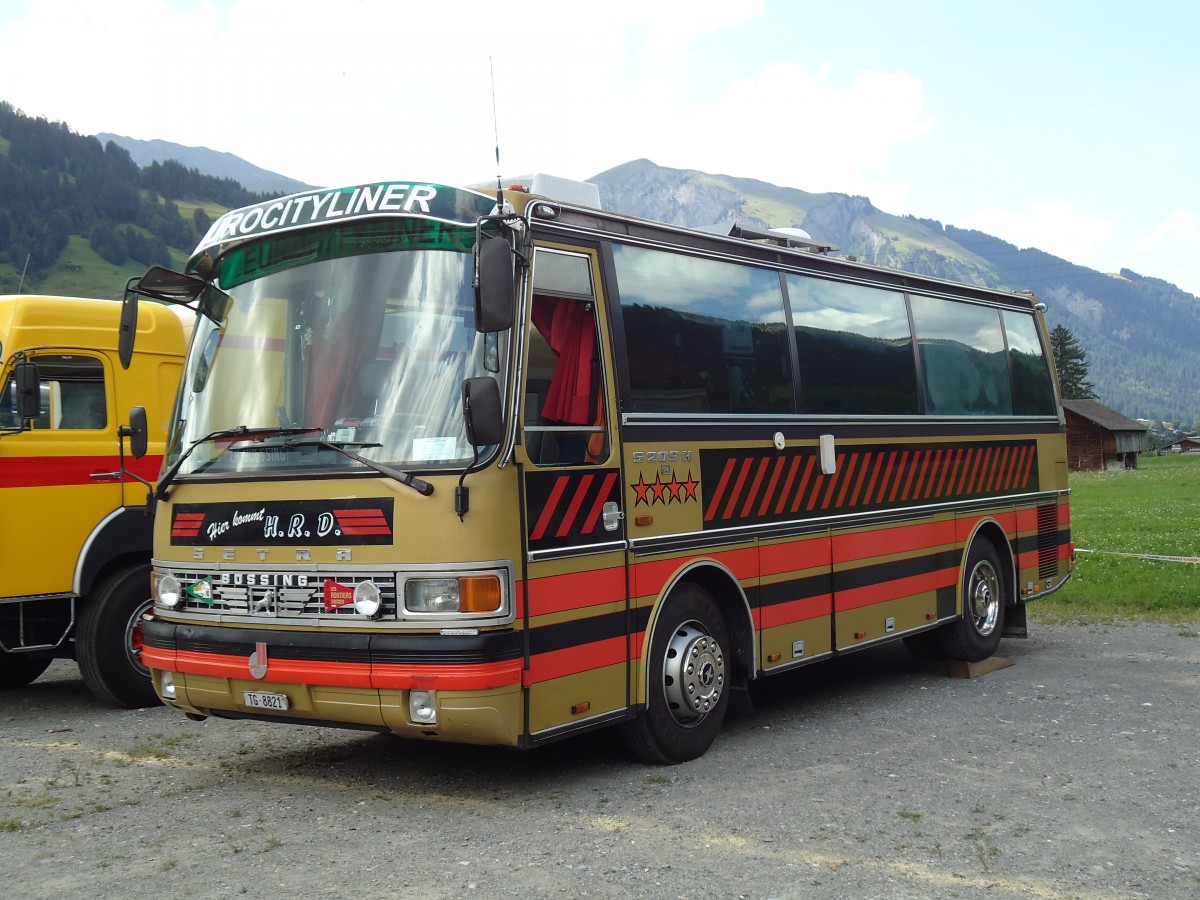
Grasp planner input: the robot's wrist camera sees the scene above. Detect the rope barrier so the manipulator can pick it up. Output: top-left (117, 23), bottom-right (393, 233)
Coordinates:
top-left (1075, 549), bottom-right (1200, 564)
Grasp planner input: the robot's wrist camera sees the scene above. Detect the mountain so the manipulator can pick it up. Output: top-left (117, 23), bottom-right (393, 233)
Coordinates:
top-left (97, 133), bottom-right (312, 196)
top-left (1, 99), bottom-right (1196, 425)
top-left (590, 159), bottom-right (1200, 426)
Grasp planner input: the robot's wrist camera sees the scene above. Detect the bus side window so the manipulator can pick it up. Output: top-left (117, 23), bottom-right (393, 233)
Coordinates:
top-left (525, 295), bottom-right (606, 465)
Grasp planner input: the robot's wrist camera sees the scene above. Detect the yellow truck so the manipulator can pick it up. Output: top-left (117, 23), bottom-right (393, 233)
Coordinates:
top-left (0, 295), bottom-right (186, 706)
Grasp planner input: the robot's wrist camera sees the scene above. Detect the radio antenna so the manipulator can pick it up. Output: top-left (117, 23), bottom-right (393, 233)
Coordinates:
top-left (490, 56), bottom-right (503, 208)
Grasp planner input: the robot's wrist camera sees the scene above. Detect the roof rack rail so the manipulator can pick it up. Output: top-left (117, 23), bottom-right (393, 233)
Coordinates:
top-left (729, 223), bottom-right (838, 254)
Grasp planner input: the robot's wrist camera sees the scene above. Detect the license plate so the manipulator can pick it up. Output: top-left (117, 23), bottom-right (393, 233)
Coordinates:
top-left (242, 690), bottom-right (289, 711)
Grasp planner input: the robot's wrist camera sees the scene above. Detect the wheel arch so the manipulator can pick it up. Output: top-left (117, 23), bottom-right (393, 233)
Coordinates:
top-left (73, 507), bottom-right (153, 598)
top-left (961, 517), bottom-right (1017, 610)
top-left (644, 559), bottom-right (756, 688)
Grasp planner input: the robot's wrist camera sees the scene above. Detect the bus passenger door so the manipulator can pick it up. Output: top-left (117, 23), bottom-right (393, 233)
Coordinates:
top-left (517, 246), bottom-right (629, 743)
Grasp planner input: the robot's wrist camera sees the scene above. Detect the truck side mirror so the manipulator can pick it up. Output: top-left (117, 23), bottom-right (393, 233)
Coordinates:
top-left (462, 377), bottom-right (504, 447)
top-left (14, 360), bottom-right (40, 420)
top-left (118, 290), bottom-right (139, 370)
top-left (473, 237), bottom-right (515, 333)
top-left (120, 406), bottom-right (149, 459)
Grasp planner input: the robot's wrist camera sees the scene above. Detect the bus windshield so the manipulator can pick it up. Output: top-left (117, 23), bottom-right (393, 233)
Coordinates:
top-left (167, 222), bottom-right (505, 477)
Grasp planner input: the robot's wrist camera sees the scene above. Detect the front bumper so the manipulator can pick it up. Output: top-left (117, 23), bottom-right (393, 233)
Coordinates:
top-left (143, 617), bottom-right (525, 745)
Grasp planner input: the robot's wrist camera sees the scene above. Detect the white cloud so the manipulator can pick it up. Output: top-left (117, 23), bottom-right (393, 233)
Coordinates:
top-left (1123, 209), bottom-right (1200, 297)
top-left (636, 61), bottom-right (933, 201)
top-left (1, 0), bottom-right (927, 197)
top-left (960, 201), bottom-right (1114, 263)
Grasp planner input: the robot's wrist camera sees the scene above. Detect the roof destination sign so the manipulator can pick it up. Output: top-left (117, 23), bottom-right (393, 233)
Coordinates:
top-left (194, 181), bottom-right (498, 254)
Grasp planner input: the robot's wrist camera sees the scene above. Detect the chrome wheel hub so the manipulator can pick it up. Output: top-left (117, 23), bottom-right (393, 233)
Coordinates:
top-left (968, 561), bottom-right (1001, 637)
top-left (662, 621), bottom-right (725, 726)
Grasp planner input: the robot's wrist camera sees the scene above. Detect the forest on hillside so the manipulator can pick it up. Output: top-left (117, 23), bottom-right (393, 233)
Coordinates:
top-left (0, 102), bottom-right (263, 281)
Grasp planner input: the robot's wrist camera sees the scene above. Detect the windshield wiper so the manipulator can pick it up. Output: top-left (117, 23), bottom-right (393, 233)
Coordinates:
top-left (229, 433), bottom-right (434, 496)
top-left (153, 426), bottom-right (321, 501)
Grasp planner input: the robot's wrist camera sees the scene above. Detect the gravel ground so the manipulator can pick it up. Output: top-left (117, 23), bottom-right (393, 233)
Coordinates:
top-left (2, 620), bottom-right (1197, 899)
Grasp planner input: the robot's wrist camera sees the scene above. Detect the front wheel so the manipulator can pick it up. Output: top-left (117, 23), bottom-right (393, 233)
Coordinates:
top-left (77, 565), bottom-right (159, 708)
top-left (938, 539), bottom-right (1006, 661)
top-left (620, 584), bottom-right (730, 764)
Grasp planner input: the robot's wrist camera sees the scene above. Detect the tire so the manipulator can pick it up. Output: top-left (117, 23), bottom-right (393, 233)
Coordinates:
top-left (0, 653), bottom-right (52, 689)
top-left (938, 539), bottom-right (1006, 662)
top-left (77, 565), bottom-right (159, 708)
top-left (620, 583), bottom-right (730, 764)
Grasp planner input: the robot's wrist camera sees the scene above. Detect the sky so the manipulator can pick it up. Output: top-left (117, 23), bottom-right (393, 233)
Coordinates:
top-left (3, 0), bottom-right (1200, 297)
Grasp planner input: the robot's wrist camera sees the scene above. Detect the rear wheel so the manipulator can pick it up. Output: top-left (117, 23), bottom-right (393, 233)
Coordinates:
top-left (77, 565), bottom-right (158, 708)
top-left (0, 653), bottom-right (52, 689)
top-left (620, 584), bottom-right (730, 764)
top-left (938, 539), bottom-right (1006, 661)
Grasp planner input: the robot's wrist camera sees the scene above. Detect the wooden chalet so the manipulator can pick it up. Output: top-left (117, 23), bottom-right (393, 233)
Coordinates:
top-left (1062, 400), bottom-right (1150, 471)
top-left (1161, 435), bottom-right (1200, 453)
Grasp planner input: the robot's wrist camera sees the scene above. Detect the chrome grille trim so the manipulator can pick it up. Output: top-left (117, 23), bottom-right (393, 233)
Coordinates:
top-left (160, 566), bottom-right (397, 620)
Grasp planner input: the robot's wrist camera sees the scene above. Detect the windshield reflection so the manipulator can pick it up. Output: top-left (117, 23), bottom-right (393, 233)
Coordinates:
top-left (169, 247), bottom-right (503, 476)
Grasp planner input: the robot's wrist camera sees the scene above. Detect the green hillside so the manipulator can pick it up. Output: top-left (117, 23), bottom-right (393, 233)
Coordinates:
top-left (0, 101), bottom-right (256, 299)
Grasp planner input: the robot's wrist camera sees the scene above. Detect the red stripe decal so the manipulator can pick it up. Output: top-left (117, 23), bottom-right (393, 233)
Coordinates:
top-left (723, 458), bottom-right (754, 520)
top-left (525, 635), bottom-right (627, 685)
top-left (741, 458), bottom-right (770, 518)
top-left (759, 457), bottom-right (787, 517)
top-left (790, 455), bottom-right (817, 513)
top-left (848, 451), bottom-right (872, 507)
top-left (556, 473), bottom-right (594, 538)
top-left (531, 475), bottom-right (570, 541)
top-left (704, 458), bottom-right (737, 522)
top-left (581, 472), bottom-right (619, 534)
top-left (0, 453), bottom-right (163, 488)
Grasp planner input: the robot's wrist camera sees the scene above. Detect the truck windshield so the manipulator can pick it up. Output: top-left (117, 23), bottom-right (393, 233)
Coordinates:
top-left (166, 220), bottom-right (505, 477)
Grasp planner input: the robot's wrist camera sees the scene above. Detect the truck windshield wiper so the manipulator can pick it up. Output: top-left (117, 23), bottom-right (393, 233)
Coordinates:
top-left (154, 426), bottom-right (321, 501)
top-left (228, 433), bottom-right (434, 497)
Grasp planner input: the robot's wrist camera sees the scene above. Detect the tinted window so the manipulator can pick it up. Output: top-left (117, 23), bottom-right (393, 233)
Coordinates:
top-left (911, 296), bottom-right (1010, 415)
top-left (788, 275), bottom-right (918, 415)
top-left (613, 245), bottom-right (794, 414)
top-left (1003, 310), bottom-right (1057, 415)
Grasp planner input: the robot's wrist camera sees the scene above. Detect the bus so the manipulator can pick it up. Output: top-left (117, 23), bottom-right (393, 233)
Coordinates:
top-left (1, 295), bottom-right (186, 706)
top-left (123, 176), bottom-right (1072, 762)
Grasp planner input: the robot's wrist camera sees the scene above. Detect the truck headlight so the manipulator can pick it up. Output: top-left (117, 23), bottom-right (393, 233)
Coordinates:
top-left (404, 575), bottom-right (502, 614)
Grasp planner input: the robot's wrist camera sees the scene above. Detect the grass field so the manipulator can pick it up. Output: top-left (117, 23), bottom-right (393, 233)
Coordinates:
top-left (1035, 453), bottom-right (1200, 624)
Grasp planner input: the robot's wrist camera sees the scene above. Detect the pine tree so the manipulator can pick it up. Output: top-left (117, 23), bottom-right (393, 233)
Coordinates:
top-left (1049, 324), bottom-right (1098, 400)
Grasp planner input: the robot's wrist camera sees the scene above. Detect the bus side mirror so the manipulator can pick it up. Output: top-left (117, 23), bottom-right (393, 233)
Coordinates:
top-left (462, 377), bottom-right (504, 447)
top-left (473, 237), bottom-right (515, 333)
top-left (14, 360), bottom-right (40, 420)
top-left (118, 290), bottom-right (139, 370)
top-left (120, 406), bottom-right (149, 459)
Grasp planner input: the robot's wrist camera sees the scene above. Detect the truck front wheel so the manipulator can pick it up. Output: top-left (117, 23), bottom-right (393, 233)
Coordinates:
top-left (77, 565), bottom-right (158, 708)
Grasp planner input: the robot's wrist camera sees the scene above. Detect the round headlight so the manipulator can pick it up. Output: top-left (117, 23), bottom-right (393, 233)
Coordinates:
top-left (354, 580), bottom-right (382, 617)
top-left (157, 574), bottom-right (181, 609)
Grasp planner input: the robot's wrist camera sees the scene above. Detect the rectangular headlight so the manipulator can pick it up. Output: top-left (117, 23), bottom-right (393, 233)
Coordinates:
top-left (405, 575), bottom-right (502, 614)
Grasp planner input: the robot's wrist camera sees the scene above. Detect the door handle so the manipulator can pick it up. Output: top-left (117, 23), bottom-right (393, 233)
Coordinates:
top-left (89, 471), bottom-right (123, 481)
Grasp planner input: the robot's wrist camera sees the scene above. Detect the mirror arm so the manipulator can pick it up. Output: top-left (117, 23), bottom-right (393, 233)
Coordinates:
top-left (117, 424), bottom-right (154, 514)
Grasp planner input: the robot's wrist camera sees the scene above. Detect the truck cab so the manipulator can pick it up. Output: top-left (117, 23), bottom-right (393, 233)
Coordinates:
top-left (0, 295), bottom-right (187, 705)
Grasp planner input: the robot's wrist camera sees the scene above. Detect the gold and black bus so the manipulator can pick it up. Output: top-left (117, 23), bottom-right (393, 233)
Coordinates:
top-left (125, 176), bottom-right (1072, 762)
